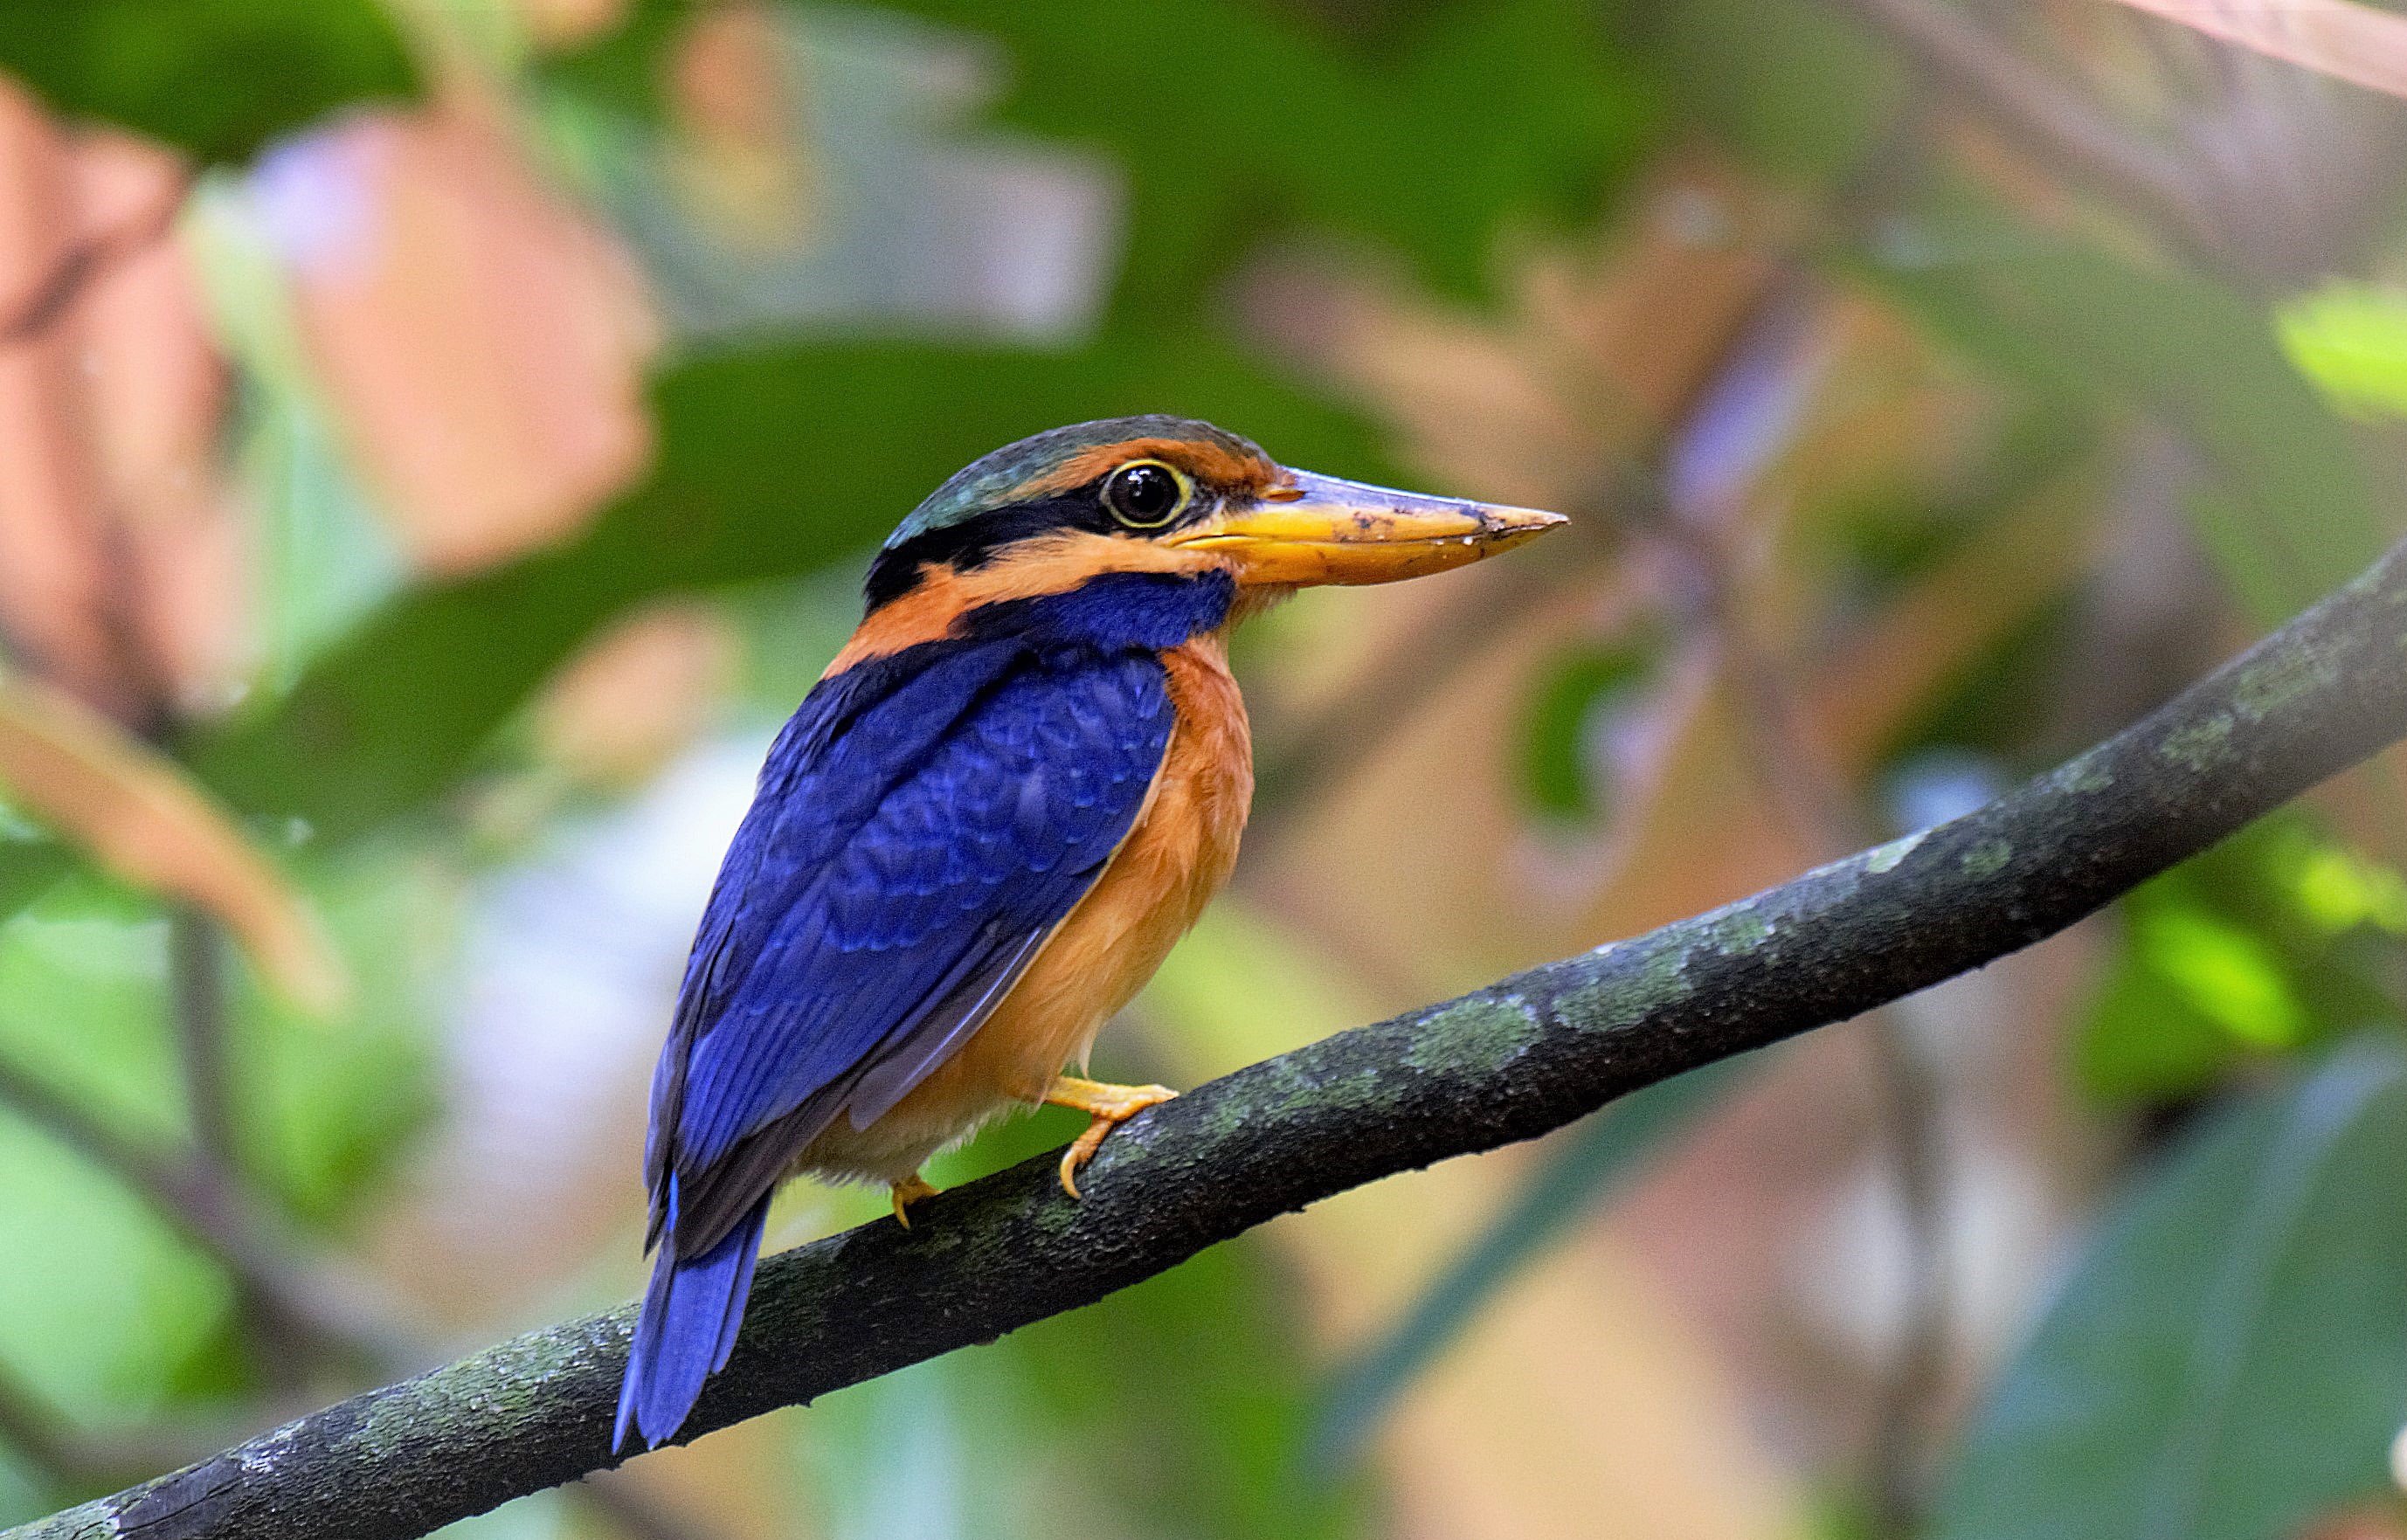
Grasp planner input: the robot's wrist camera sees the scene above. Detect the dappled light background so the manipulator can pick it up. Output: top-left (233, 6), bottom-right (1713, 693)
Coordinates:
top-left (2, 3), bottom-right (2407, 1539)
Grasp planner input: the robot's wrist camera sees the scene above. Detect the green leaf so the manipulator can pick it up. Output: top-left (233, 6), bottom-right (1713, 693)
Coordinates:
top-left (0, 846), bottom-right (69, 935)
top-left (192, 335), bottom-right (1390, 846)
top-left (2076, 944), bottom-right (2234, 1106)
top-left (234, 849), bottom-right (442, 1224)
top-left (854, 0), bottom-right (1657, 304)
top-left (2130, 908), bottom-right (2305, 1051)
top-left (2277, 281), bottom-right (2407, 420)
top-left (1632, 0), bottom-right (1900, 186)
top-left (0, 1), bottom-right (416, 163)
top-left (2075, 816), bottom-right (2397, 1101)
top-left (1930, 1038), bottom-right (2407, 1540)
top-left (1874, 228), bottom-right (2392, 627)
top-left (1309, 1054), bottom-right (1752, 1472)
top-left (0, 883), bottom-right (239, 1419)
top-left (1518, 637), bottom-right (1665, 823)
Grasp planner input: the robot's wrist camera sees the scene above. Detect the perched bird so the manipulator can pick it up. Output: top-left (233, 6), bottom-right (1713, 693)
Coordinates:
top-left (615, 416), bottom-right (1562, 1449)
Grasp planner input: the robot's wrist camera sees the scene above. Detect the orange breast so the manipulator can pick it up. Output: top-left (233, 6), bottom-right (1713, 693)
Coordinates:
top-left (795, 632), bottom-right (1252, 1183)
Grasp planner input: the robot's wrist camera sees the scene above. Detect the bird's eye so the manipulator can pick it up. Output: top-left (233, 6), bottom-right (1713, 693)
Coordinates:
top-left (1101, 459), bottom-right (1188, 528)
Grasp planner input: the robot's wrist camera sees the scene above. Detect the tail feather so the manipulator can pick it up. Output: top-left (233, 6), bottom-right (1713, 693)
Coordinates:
top-left (614, 1190), bottom-right (771, 1452)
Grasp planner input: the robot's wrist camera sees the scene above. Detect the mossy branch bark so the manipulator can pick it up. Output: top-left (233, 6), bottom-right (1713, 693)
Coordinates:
top-left (20, 538), bottom-right (2407, 1540)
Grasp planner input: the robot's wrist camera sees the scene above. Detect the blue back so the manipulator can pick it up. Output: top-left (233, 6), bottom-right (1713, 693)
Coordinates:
top-left (642, 569), bottom-right (1235, 1255)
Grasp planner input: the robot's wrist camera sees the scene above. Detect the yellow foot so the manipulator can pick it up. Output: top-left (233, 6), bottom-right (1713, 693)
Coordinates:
top-left (890, 1173), bottom-right (941, 1228)
top-left (1041, 1076), bottom-right (1178, 1199)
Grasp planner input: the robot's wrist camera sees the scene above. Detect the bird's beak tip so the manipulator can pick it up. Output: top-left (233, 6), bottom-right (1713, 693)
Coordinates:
top-left (1485, 506), bottom-right (1569, 538)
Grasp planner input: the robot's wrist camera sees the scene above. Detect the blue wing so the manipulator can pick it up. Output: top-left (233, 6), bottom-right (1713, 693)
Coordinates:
top-left (618, 570), bottom-right (1223, 1452)
top-left (645, 634), bottom-right (1174, 1254)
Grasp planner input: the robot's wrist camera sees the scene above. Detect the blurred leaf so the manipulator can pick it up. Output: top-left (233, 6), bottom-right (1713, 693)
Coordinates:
top-left (1518, 636), bottom-right (1664, 822)
top-left (904, 1106), bottom-right (1359, 1540)
top-left (1632, 0), bottom-right (1899, 185)
top-left (809, 0), bottom-right (1656, 304)
top-left (2077, 817), bottom-right (2398, 1101)
top-left (1877, 231), bottom-right (2390, 626)
top-left (0, 845), bottom-right (69, 937)
top-left (1811, 461), bottom-right (2100, 766)
top-left (0, 0), bottom-right (416, 163)
top-left (0, 886), bottom-right (235, 1421)
top-left (539, 0), bottom-right (687, 122)
top-left (2286, 840), bottom-right (2407, 935)
top-left (0, 673), bottom-right (345, 1013)
top-left (551, 0), bottom-right (1659, 302)
top-left (1309, 1053), bottom-right (1753, 1473)
top-left (2111, 0), bottom-right (2407, 103)
top-left (1931, 1039), bottom-right (2407, 1540)
top-left (235, 850), bottom-right (444, 1223)
top-left (1010, 1231), bottom-right (1359, 1540)
top-left (2078, 945), bottom-right (2237, 1107)
top-left (805, 1357), bottom-right (986, 1540)
top-left (194, 334), bottom-right (1389, 846)
top-left (2279, 283), bottom-right (2407, 419)
top-left (2133, 908), bottom-right (2306, 1050)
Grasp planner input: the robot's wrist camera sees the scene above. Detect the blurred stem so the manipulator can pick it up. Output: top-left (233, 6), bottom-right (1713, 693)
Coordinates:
top-left (1823, 0), bottom-right (2224, 266)
top-left (1248, 524), bottom-right (1612, 841)
top-left (0, 164), bottom-right (194, 349)
top-left (0, 1041), bottom-right (715, 1540)
top-left (0, 1042), bottom-right (420, 1370)
top-left (165, 905), bottom-right (326, 1394)
top-left (0, 155), bottom-right (710, 1540)
top-left (1866, 1012), bottom-right (1949, 1533)
top-left (167, 908), bottom-right (236, 1180)
top-left (1676, 509), bottom-right (1953, 1532)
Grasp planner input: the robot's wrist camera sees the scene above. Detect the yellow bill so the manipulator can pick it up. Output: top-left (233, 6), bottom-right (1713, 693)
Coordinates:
top-left (1167, 470), bottom-right (1567, 586)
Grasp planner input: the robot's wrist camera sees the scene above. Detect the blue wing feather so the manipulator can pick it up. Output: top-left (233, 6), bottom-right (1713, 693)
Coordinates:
top-left (669, 652), bottom-right (1168, 1186)
top-left (618, 569), bottom-right (1228, 1452)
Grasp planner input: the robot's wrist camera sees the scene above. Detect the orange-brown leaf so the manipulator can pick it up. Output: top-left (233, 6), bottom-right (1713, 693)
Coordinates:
top-left (2113, 0), bottom-right (2407, 100)
top-left (0, 670), bottom-right (348, 1013)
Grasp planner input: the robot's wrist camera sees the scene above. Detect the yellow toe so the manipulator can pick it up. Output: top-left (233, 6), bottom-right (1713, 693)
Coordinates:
top-left (1041, 1076), bottom-right (1178, 1199)
top-left (890, 1173), bottom-right (941, 1227)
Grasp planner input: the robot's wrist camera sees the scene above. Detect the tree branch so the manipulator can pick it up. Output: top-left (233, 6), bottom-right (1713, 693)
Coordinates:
top-left (17, 533), bottom-right (2407, 1540)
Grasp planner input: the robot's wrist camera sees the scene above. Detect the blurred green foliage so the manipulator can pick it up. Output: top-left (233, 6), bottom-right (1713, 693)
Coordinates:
top-left (1933, 1040), bottom-right (2407, 1540)
top-left (0, 1), bottom-right (414, 163)
top-left (1310, 1053), bottom-right (1753, 1472)
top-left (1878, 231), bottom-right (2393, 627)
top-left (2079, 818), bottom-right (2407, 1102)
top-left (2279, 280), bottom-right (2407, 420)
top-left (1518, 635), bottom-right (1665, 824)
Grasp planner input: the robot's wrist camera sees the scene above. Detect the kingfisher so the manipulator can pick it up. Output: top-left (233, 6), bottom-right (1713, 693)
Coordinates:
top-left (614, 416), bottom-right (1562, 1449)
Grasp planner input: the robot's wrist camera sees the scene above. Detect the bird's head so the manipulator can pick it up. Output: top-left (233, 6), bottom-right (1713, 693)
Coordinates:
top-left (861, 416), bottom-right (1565, 617)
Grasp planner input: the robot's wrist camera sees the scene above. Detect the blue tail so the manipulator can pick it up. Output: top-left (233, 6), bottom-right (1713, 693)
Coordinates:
top-left (614, 1186), bottom-right (771, 1452)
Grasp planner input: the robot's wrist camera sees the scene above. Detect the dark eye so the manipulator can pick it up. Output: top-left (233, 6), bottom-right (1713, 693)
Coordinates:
top-left (1102, 460), bottom-right (1187, 528)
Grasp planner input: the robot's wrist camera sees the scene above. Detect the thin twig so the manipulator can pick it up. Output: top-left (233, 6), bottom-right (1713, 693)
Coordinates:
top-left (1670, 503), bottom-right (1956, 1533)
top-left (1824, 0), bottom-right (2225, 261)
top-left (166, 910), bottom-right (238, 1188)
top-left (0, 1042), bottom-right (717, 1540)
top-left (0, 1045), bottom-right (425, 1370)
top-left (158, 906), bottom-right (329, 1392)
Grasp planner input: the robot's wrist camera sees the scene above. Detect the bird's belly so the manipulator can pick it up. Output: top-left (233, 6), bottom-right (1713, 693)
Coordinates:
top-left (797, 638), bottom-right (1251, 1184)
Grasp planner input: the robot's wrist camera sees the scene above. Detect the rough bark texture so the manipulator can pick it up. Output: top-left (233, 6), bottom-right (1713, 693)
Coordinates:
top-left (18, 537), bottom-right (2407, 1540)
